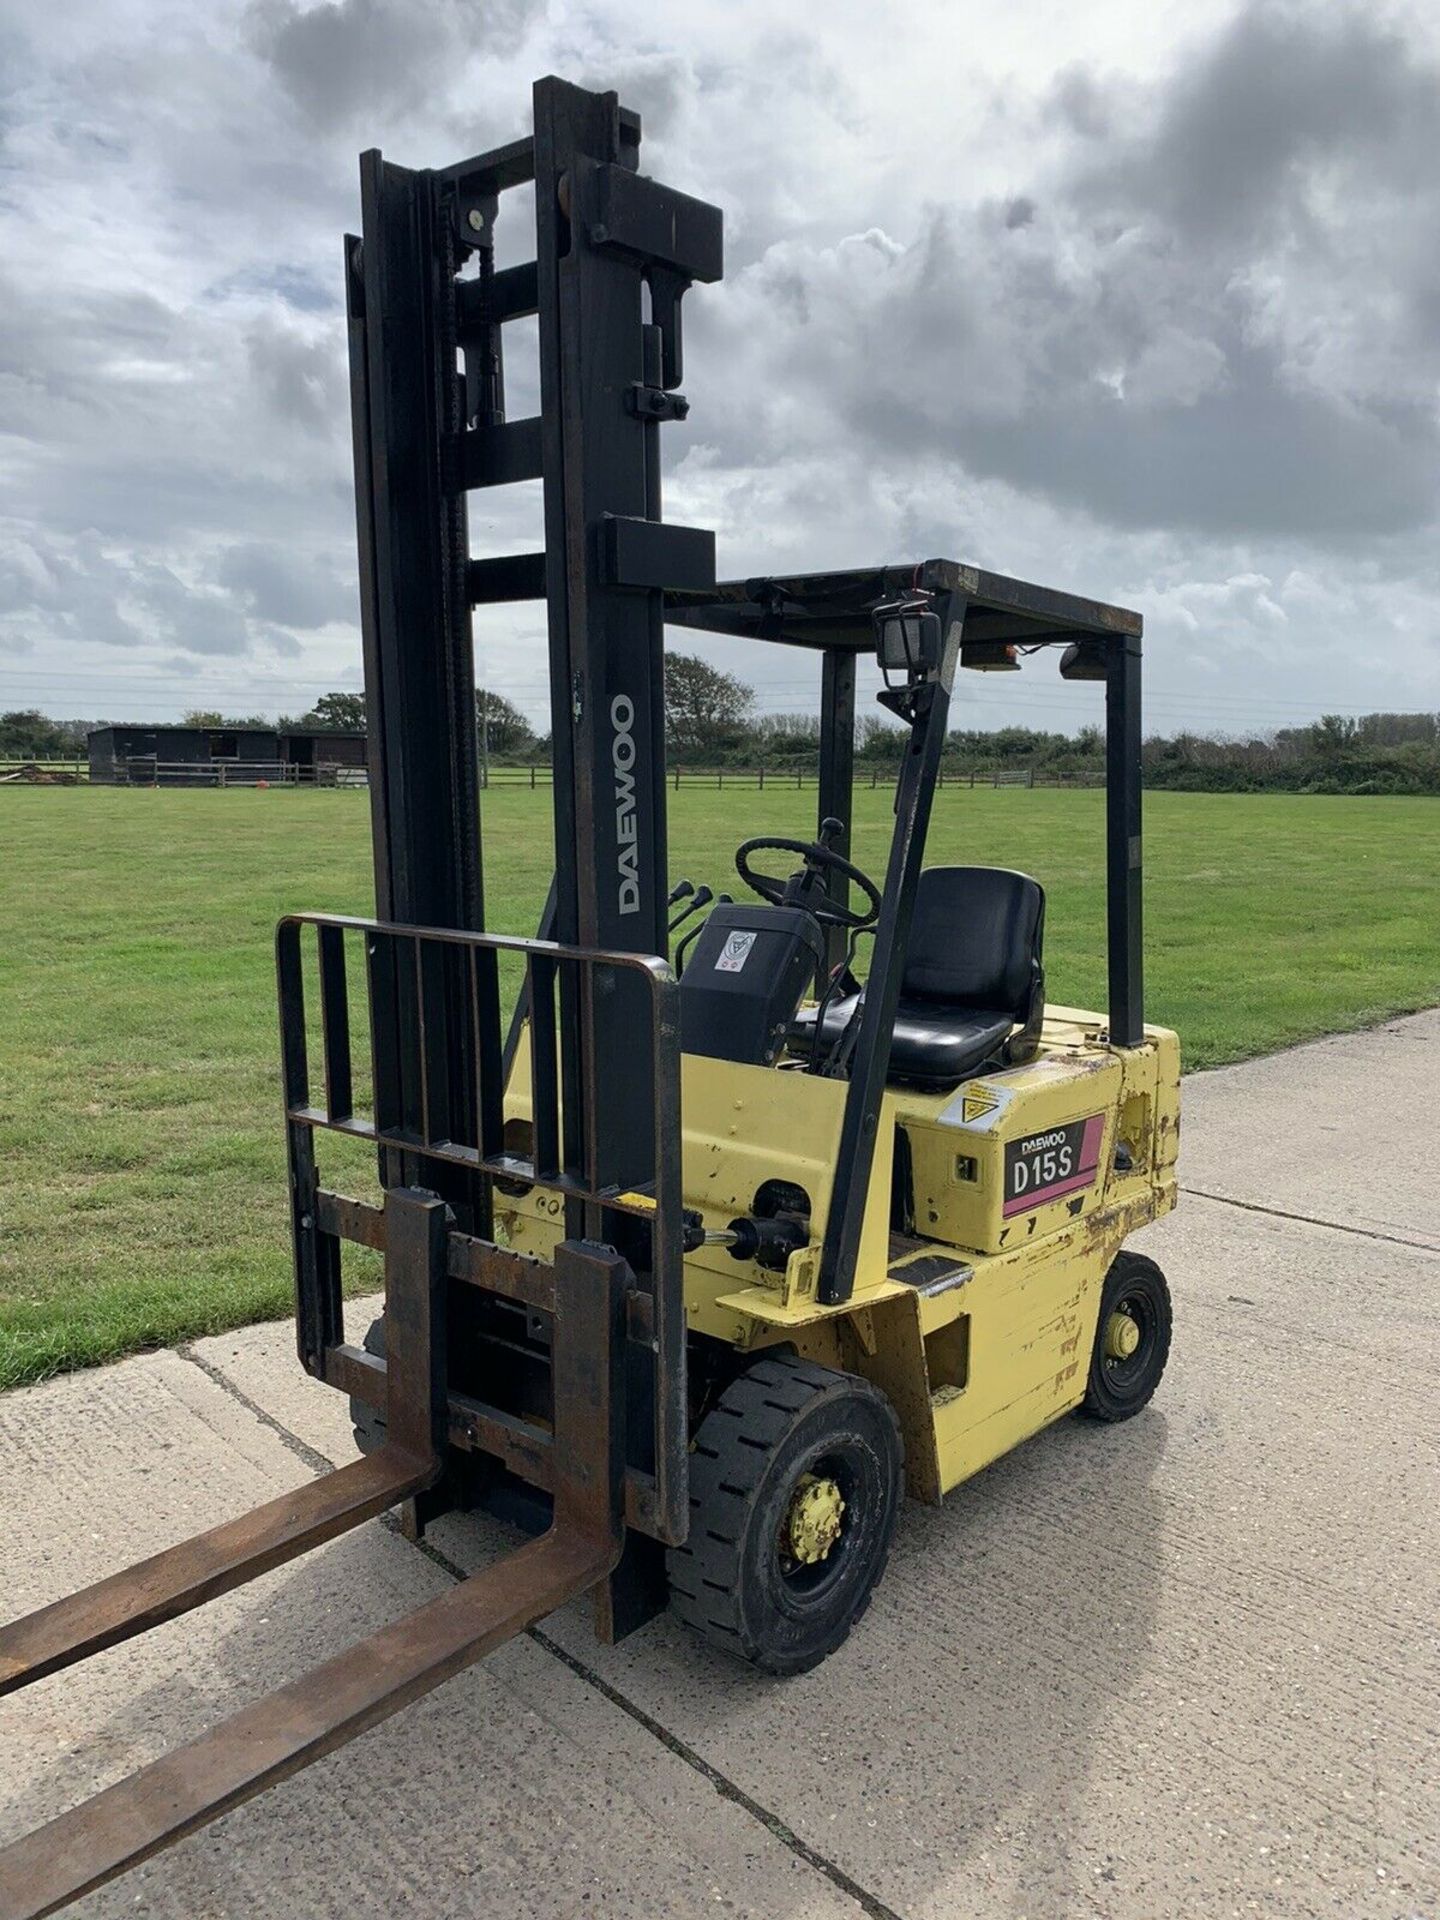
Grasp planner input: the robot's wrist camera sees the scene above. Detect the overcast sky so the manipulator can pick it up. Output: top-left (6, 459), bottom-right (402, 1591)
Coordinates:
top-left (2, 0), bottom-right (1438, 737)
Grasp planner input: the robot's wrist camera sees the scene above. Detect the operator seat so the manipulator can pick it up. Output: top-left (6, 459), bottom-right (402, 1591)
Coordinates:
top-left (791, 866), bottom-right (1046, 1087)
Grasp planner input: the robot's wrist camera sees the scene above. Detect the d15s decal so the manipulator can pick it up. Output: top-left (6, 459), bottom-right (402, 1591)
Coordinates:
top-left (1003, 1114), bottom-right (1105, 1217)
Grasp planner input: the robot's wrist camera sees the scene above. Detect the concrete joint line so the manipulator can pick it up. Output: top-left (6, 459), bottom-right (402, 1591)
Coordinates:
top-left (1180, 1186), bottom-right (1440, 1255)
top-left (177, 1341), bottom-right (338, 1476)
top-left (527, 1624), bottom-right (906, 1920)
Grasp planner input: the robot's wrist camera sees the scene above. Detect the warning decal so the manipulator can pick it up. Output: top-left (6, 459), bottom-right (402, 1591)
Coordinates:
top-left (715, 930), bottom-right (757, 973)
top-left (961, 1088), bottom-right (1000, 1124)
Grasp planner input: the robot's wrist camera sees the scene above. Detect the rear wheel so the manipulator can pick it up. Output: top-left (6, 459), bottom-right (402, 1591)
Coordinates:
top-left (1080, 1250), bottom-right (1171, 1422)
top-left (667, 1353), bottom-right (903, 1675)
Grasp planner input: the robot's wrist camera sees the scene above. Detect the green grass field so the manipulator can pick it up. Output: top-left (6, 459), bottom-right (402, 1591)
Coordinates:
top-left (2, 785), bottom-right (1436, 1390)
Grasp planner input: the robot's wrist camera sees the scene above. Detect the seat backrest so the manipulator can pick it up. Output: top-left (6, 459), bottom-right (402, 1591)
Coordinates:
top-left (902, 866), bottom-right (1045, 1021)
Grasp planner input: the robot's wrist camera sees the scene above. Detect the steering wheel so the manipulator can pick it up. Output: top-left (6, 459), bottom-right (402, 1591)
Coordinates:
top-left (735, 830), bottom-right (882, 930)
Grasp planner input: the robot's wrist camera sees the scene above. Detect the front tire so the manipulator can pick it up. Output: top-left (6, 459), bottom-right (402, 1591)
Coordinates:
top-left (1080, 1249), bottom-right (1172, 1422)
top-left (667, 1353), bottom-right (903, 1675)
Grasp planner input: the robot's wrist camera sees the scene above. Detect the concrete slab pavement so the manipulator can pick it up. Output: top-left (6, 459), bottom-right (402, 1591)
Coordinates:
top-left (2, 1011), bottom-right (1437, 1919)
top-left (1176, 1007), bottom-right (1440, 1248)
top-left (0, 1354), bottom-right (863, 1919)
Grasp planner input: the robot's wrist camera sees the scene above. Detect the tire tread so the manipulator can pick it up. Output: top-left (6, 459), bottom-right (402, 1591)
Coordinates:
top-left (1079, 1249), bottom-right (1172, 1423)
top-left (667, 1351), bottom-right (903, 1673)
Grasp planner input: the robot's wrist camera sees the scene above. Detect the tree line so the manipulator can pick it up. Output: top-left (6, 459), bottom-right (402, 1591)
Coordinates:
top-left (5, 655), bottom-right (1438, 795)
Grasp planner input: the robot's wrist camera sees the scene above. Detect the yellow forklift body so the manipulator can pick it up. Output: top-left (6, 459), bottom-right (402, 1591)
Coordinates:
top-left (498, 1010), bottom-right (1179, 1505)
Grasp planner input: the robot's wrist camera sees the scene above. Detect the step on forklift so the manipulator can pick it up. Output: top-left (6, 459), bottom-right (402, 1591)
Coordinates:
top-left (0, 76), bottom-right (1180, 1919)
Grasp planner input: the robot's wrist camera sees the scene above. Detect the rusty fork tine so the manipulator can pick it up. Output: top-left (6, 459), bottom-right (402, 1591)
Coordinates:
top-left (0, 1447), bottom-right (432, 1699)
top-left (0, 1525), bottom-right (617, 1920)
top-left (1, 1187), bottom-right (449, 1707)
top-left (0, 1234), bottom-right (630, 1920)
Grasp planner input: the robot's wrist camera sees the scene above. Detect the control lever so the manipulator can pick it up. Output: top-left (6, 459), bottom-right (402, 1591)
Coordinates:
top-left (668, 883), bottom-right (713, 935)
top-left (680, 1208), bottom-right (807, 1272)
top-left (667, 877), bottom-right (695, 909)
top-left (673, 892), bottom-right (730, 976)
top-left (726, 1213), bottom-right (809, 1271)
top-left (682, 1210), bottom-right (739, 1254)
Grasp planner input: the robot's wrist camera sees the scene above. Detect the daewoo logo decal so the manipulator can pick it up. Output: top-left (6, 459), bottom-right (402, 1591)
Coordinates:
top-left (611, 693), bottom-right (640, 914)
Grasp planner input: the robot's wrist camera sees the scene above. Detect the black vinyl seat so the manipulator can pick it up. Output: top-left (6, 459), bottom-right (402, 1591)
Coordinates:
top-left (790, 866), bottom-right (1046, 1088)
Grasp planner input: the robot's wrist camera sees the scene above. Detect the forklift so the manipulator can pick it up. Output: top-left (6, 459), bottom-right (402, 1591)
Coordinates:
top-left (0, 77), bottom-right (1179, 1919)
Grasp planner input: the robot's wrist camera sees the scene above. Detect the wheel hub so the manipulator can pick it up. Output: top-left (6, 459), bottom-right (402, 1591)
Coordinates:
top-left (783, 1473), bottom-right (845, 1566)
top-left (1104, 1308), bottom-right (1141, 1361)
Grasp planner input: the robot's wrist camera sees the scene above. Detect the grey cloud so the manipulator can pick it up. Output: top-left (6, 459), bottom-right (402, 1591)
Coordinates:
top-left (847, 315), bottom-right (1437, 541)
top-left (574, 52), bottom-right (695, 143)
top-left (1051, 66), bottom-right (1113, 142)
top-left (1087, 7), bottom-right (1440, 244)
top-left (252, 624), bottom-right (304, 659)
top-left (0, 250), bottom-right (351, 547)
top-left (207, 264), bottom-right (338, 313)
top-left (216, 541), bottom-right (355, 630)
top-left (244, 314), bottom-right (348, 434)
top-left (0, 531), bottom-right (149, 652)
top-left (247, 0), bottom-right (540, 133)
top-left (697, 2), bottom-right (1440, 546)
top-left (0, 534), bottom-right (223, 658)
top-left (2, 0), bottom-right (1437, 732)
top-left (0, 277), bottom-right (180, 428)
top-left (137, 572), bottom-right (253, 657)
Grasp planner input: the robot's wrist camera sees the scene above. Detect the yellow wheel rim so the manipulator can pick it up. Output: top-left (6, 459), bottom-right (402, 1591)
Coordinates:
top-left (1104, 1309), bottom-right (1141, 1361)
top-left (782, 1473), bottom-right (846, 1566)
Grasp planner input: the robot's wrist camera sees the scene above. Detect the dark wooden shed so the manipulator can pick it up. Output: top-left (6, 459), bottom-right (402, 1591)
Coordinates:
top-left (88, 726), bottom-right (367, 785)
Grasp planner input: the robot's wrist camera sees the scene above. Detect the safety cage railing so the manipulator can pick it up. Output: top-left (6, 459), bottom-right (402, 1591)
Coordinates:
top-left (276, 912), bottom-right (686, 1544)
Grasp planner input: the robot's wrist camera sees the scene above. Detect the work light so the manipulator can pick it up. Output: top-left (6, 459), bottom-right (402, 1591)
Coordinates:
top-left (1059, 636), bottom-right (1110, 681)
top-left (873, 597), bottom-right (942, 679)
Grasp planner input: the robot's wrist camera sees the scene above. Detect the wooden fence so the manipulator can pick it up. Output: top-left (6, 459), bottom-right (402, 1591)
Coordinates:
top-left (113, 759), bottom-right (368, 788)
top-left (3, 758), bottom-right (1105, 792)
top-left (0, 757), bottom-right (88, 784)
top-left (480, 765), bottom-right (1105, 791)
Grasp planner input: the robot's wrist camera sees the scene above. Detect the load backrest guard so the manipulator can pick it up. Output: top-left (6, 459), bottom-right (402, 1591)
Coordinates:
top-left (276, 913), bottom-right (687, 1546)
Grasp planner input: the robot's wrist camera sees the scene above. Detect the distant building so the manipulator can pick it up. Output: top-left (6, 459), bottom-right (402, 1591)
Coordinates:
top-left (87, 726), bottom-right (368, 785)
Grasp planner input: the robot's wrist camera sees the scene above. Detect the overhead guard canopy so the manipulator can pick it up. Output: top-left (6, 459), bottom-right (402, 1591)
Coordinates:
top-left (665, 559), bottom-right (1142, 653)
top-left (669, 555), bottom-right (1148, 1107)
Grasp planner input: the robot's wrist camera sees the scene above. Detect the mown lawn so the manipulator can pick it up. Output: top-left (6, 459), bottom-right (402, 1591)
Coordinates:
top-left (2, 785), bottom-right (1436, 1388)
